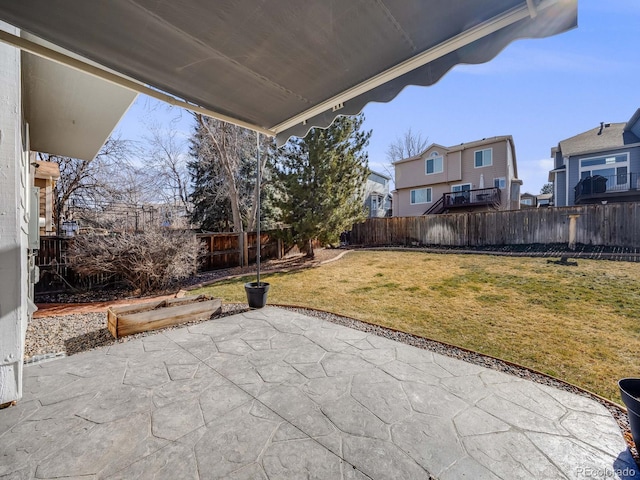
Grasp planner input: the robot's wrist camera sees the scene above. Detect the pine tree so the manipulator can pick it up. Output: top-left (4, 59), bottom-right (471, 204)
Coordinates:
top-left (272, 114), bottom-right (371, 256)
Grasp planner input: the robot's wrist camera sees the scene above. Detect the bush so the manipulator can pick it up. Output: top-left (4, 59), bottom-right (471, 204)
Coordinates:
top-left (67, 229), bottom-right (202, 294)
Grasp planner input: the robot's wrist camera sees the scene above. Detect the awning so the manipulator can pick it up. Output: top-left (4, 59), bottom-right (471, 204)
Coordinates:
top-left (0, 0), bottom-right (577, 146)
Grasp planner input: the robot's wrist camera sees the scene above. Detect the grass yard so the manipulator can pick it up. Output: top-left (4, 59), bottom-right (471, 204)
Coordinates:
top-left (193, 250), bottom-right (640, 403)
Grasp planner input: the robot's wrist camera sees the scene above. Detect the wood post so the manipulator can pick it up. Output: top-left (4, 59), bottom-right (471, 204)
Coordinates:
top-left (568, 214), bottom-right (580, 251)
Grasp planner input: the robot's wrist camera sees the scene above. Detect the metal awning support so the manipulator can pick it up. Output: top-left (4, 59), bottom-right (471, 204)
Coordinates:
top-left (256, 132), bottom-right (262, 286)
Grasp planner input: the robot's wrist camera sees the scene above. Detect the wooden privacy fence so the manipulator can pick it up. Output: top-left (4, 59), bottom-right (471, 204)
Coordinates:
top-left (36, 237), bottom-right (119, 293)
top-left (351, 203), bottom-right (640, 249)
top-left (37, 230), bottom-right (286, 294)
top-left (196, 230), bottom-right (283, 271)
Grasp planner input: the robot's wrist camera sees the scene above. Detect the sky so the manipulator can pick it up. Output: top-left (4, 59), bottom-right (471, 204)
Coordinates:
top-left (115, 0), bottom-right (640, 196)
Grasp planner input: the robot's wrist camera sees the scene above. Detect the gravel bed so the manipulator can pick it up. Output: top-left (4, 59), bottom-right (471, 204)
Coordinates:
top-left (25, 303), bottom-right (249, 362)
top-left (25, 301), bottom-right (638, 462)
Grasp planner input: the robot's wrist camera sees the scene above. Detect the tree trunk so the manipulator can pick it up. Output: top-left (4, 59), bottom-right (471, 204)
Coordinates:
top-left (196, 114), bottom-right (245, 233)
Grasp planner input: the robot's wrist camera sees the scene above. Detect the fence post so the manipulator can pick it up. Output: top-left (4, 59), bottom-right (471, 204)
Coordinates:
top-left (277, 237), bottom-right (282, 259)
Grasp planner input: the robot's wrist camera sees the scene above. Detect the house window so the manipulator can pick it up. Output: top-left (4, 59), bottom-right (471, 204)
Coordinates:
top-left (410, 188), bottom-right (432, 204)
top-left (521, 198), bottom-right (533, 206)
top-left (425, 152), bottom-right (443, 175)
top-left (579, 153), bottom-right (629, 188)
top-left (474, 148), bottom-right (492, 168)
top-left (494, 177), bottom-right (506, 189)
top-left (451, 184), bottom-right (471, 192)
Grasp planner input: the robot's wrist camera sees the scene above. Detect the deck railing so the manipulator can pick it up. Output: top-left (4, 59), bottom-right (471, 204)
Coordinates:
top-left (574, 172), bottom-right (640, 204)
top-left (425, 187), bottom-right (501, 214)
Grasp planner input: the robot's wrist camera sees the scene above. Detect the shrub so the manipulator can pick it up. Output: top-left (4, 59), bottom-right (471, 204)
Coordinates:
top-left (67, 229), bottom-right (202, 294)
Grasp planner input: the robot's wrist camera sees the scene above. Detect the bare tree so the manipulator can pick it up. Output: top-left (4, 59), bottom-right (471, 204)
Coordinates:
top-left (192, 114), bottom-right (255, 233)
top-left (384, 128), bottom-right (429, 181)
top-left (143, 119), bottom-right (192, 216)
top-left (38, 136), bottom-right (138, 232)
top-left (68, 227), bottom-right (202, 294)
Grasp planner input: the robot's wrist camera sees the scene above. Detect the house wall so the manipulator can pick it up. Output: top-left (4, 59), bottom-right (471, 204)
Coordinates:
top-left (394, 139), bottom-right (513, 216)
top-left (0, 22), bottom-right (29, 405)
top-left (554, 150), bottom-right (564, 169)
top-left (459, 140), bottom-right (510, 199)
top-left (566, 146), bottom-right (640, 206)
top-left (555, 171), bottom-right (567, 207)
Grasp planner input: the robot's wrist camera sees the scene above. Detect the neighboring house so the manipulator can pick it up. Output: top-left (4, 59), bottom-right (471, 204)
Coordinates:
top-left (537, 193), bottom-right (552, 207)
top-left (549, 108), bottom-right (640, 207)
top-left (33, 160), bottom-right (60, 235)
top-left (520, 192), bottom-right (552, 208)
top-left (520, 192), bottom-right (537, 208)
top-left (364, 170), bottom-right (391, 218)
top-left (392, 136), bottom-right (522, 217)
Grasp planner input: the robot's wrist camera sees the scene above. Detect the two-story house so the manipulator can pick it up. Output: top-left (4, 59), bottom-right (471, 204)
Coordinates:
top-left (520, 192), bottom-right (537, 208)
top-left (549, 108), bottom-right (640, 207)
top-left (392, 136), bottom-right (521, 217)
top-left (364, 170), bottom-right (392, 218)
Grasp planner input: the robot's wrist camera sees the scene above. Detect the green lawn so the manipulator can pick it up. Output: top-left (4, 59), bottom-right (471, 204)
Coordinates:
top-left (193, 250), bottom-right (640, 403)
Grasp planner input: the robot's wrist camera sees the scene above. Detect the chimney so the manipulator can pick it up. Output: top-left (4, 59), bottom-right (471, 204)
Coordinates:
top-left (598, 122), bottom-right (604, 135)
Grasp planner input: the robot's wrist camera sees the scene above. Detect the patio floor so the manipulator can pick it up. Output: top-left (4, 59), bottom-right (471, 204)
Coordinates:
top-left (1, 307), bottom-right (638, 479)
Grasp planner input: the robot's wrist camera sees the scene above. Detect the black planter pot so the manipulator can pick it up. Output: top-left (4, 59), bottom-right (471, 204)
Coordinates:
top-left (619, 378), bottom-right (640, 448)
top-left (244, 282), bottom-right (270, 309)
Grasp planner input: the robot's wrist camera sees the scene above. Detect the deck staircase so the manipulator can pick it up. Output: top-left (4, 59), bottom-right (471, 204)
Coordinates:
top-left (424, 196), bottom-right (445, 215)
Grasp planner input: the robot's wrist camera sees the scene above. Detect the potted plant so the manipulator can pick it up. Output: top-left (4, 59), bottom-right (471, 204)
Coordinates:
top-left (245, 280), bottom-right (269, 309)
top-left (245, 133), bottom-right (269, 309)
top-left (619, 378), bottom-right (640, 449)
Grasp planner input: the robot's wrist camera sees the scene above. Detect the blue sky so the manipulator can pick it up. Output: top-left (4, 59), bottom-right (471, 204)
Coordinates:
top-left (115, 0), bottom-right (640, 195)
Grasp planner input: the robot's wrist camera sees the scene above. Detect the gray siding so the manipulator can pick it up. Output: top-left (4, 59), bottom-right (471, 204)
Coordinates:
top-left (568, 157), bottom-right (580, 206)
top-left (556, 171), bottom-right (567, 207)
top-left (631, 146), bottom-right (640, 182)
top-left (554, 150), bottom-right (564, 169)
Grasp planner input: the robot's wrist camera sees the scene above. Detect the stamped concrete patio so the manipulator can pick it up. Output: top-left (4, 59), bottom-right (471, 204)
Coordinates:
top-left (1, 307), bottom-right (638, 479)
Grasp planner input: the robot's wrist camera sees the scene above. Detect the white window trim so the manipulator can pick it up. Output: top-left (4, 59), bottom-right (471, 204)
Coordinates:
top-left (410, 187), bottom-right (432, 204)
top-left (451, 183), bottom-right (472, 192)
top-left (578, 152), bottom-right (630, 190)
top-left (474, 148), bottom-right (493, 168)
top-left (579, 152), bottom-right (629, 173)
top-left (425, 154), bottom-right (444, 175)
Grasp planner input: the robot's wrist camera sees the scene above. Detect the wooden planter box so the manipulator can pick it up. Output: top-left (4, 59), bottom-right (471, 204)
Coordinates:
top-left (107, 294), bottom-right (222, 339)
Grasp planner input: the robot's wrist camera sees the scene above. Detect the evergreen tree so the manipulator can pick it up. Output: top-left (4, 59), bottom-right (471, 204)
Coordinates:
top-left (540, 183), bottom-right (553, 195)
top-left (188, 116), bottom-right (276, 232)
top-left (272, 114), bottom-right (370, 256)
